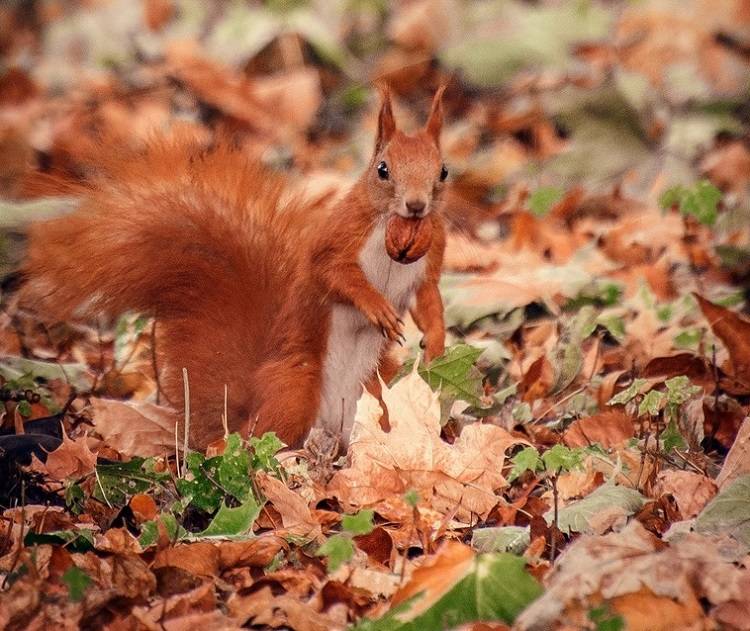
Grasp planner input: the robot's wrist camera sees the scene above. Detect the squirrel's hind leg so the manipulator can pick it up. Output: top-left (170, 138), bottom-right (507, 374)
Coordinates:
top-left (250, 356), bottom-right (322, 448)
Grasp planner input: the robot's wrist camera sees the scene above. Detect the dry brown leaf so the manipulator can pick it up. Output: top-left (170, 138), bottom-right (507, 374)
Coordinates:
top-left (154, 543), bottom-right (221, 578)
top-left (564, 409), bottom-right (635, 448)
top-left (516, 521), bottom-right (750, 630)
top-left (227, 585), bottom-right (340, 631)
top-left (90, 398), bottom-right (176, 457)
top-left (716, 416), bottom-right (750, 489)
top-left (695, 293), bottom-right (750, 385)
top-left (655, 470), bottom-right (717, 519)
top-left (217, 535), bottom-right (287, 571)
top-left (329, 369), bottom-right (528, 522)
top-left (256, 471), bottom-right (322, 539)
top-left (29, 427), bottom-right (97, 480)
top-left (391, 541), bottom-right (475, 616)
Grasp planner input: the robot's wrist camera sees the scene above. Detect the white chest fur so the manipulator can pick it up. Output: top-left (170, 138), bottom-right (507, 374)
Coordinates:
top-left (317, 221), bottom-right (427, 442)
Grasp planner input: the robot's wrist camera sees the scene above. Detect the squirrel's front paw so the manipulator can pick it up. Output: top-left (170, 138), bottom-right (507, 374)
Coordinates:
top-left (359, 296), bottom-right (404, 344)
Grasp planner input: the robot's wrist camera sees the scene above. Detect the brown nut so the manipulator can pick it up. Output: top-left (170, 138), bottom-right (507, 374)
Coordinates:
top-left (385, 214), bottom-right (433, 264)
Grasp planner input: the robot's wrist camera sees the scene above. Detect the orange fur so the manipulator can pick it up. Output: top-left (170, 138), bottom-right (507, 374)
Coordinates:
top-left (22, 90), bottom-right (448, 449)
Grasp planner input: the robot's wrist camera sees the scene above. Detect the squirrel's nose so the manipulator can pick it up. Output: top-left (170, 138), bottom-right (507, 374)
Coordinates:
top-left (405, 200), bottom-right (426, 217)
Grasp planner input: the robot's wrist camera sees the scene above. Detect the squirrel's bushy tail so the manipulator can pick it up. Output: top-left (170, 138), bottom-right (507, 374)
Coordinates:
top-left (22, 135), bottom-right (322, 446)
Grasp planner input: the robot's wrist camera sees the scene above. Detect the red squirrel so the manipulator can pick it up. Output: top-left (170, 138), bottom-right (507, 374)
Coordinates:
top-left (21, 87), bottom-right (447, 449)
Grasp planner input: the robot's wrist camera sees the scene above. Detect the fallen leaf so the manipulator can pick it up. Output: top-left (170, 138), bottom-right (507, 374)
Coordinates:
top-left (29, 427), bottom-right (97, 481)
top-left (330, 368), bottom-right (528, 521)
top-left (564, 409), bottom-right (635, 448)
top-left (655, 470), bottom-right (717, 519)
top-left (694, 293), bottom-right (750, 386)
top-left (90, 398), bottom-right (177, 457)
top-left (716, 416), bottom-right (750, 489)
top-left (256, 471), bottom-right (322, 539)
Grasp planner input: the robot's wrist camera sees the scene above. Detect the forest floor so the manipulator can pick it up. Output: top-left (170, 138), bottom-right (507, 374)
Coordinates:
top-left (1, 1), bottom-right (750, 629)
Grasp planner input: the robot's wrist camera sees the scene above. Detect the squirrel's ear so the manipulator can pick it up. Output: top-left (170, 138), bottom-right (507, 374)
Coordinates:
top-left (424, 85), bottom-right (446, 146)
top-left (374, 85), bottom-right (396, 154)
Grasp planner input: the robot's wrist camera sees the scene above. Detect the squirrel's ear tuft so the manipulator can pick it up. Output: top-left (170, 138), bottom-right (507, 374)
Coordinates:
top-left (374, 84), bottom-right (396, 154)
top-left (424, 85), bottom-right (446, 146)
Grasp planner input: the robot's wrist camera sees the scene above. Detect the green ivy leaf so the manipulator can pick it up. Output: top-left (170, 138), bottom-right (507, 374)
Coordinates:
top-left (608, 378), bottom-right (649, 406)
top-left (249, 432), bottom-right (285, 472)
top-left (24, 528), bottom-right (95, 552)
top-left (218, 434), bottom-right (253, 501)
top-left (662, 418), bottom-right (687, 452)
top-left (139, 513), bottom-right (188, 548)
top-left (61, 566), bottom-right (91, 602)
top-left (198, 496), bottom-right (262, 538)
top-left (342, 509), bottom-right (375, 536)
top-left (638, 390), bottom-right (664, 417)
top-left (317, 533), bottom-right (355, 572)
top-left (509, 447), bottom-right (543, 481)
top-left (542, 444), bottom-right (584, 473)
top-left (659, 180), bottom-right (721, 226)
top-left (528, 186), bottom-right (564, 216)
top-left (175, 452), bottom-right (224, 513)
top-left (353, 553), bottom-right (542, 629)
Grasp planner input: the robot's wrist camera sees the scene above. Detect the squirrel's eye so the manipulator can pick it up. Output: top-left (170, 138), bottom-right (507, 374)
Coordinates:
top-left (439, 164), bottom-right (448, 182)
top-left (377, 161), bottom-right (389, 180)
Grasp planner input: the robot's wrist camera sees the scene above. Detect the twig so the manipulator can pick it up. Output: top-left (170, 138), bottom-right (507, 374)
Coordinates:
top-left (182, 367), bottom-right (190, 474)
top-left (2, 480), bottom-right (26, 590)
top-left (549, 471), bottom-right (560, 563)
top-left (151, 319), bottom-right (161, 405)
top-left (532, 386), bottom-right (586, 424)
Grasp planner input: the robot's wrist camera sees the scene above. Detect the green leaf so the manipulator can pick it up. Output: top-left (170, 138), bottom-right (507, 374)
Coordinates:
top-left (695, 475), bottom-right (750, 549)
top-left (95, 457), bottom-right (169, 507)
top-left (404, 489), bottom-right (421, 508)
top-left (61, 566), bottom-right (91, 602)
top-left (176, 452), bottom-right (224, 513)
top-left (317, 534), bottom-right (354, 572)
top-left (549, 482), bottom-right (646, 534)
top-left (471, 526), bottom-right (530, 554)
top-left (218, 433), bottom-right (253, 501)
top-left (665, 375), bottom-right (701, 406)
top-left (659, 180), bottom-right (721, 226)
top-left (409, 343), bottom-right (484, 407)
top-left (198, 496), bottom-right (261, 538)
top-left (662, 418), bottom-right (687, 452)
top-left (139, 513), bottom-right (188, 548)
top-left (24, 528), bottom-right (95, 552)
top-left (638, 390), bottom-right (664, 417)
top-left (608, 378), bottom-right (649, 406)
top-left (528, 186), bottom-right (564, 216)
top-left (249, 432), bottom-right (285, 471)
top-left (541, 445), bottom-right (584, 473)
top-left (509, 447), bottom-right (543, 481)
top-left (589, 606), bottom-right (626, 631)
top-left (354, 553), bottom-right (542, 629)
top-left (342, 509), bottom-right (375, 536)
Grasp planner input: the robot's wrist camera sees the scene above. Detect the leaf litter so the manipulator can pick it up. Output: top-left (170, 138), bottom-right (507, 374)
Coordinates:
top-left (1, 0), bottom-right (750, 629)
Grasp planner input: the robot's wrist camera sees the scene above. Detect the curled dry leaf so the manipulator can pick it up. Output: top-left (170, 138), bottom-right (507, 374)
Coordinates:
top-left (516, 521), bottom-right (750, 631)
top-left (90, 398), bottom-right (176, 457)
top-left (29, 427), bottom-right (97, 481)
top-left (655, 470), bottom-right (717, 519)
top-left (716, 416), bottom-right (750, 489)
top-left (563, 409), bottom-right (635, 448)
top-left (256, 471), bottom-right (322, 539)
top-left (329, 368), bottom-right (528, 522)
top-left (694, 293), bottom-right (750, 387)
